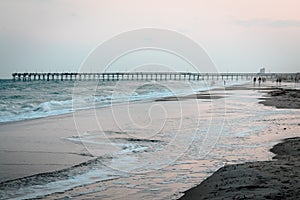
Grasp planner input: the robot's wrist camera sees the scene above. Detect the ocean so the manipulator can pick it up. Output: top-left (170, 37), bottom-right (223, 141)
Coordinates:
top-left (0, 79), bottom-right (246, 123)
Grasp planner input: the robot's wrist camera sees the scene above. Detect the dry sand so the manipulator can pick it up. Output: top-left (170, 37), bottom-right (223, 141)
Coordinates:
top-left (179, 87), bottom-right (300, 200)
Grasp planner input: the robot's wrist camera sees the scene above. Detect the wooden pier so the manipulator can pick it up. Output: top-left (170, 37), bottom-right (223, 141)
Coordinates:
top-left (12, 72), bottom-right (299, 81)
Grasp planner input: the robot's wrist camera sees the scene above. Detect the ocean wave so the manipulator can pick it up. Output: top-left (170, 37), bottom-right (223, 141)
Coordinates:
top-left (0, 133), bottom-right (165, 199)
top-left (0, 80), bottom-right (249, 123)
top-left (0, 155), bottom-right (124, 200)
top-left (0, 100), bottom-right (73, 123)
top-left (33, 100), bottom-right (73, 112)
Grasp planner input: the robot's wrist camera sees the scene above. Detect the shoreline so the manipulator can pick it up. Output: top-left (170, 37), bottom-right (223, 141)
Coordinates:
top-left (179, 86), bottom-right (300, 200)
top-left (179, 137), bottom-right (300, 200)
top-left (0, 80), bottom-right (249, 125)
top-left (1, 82), bottom-right (299, 199)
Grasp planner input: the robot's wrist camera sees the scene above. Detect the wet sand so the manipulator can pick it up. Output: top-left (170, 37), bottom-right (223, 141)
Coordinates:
top-left (179, 86), bottom-right (300, 200)
top-left (180, 137), bottom-right (300, 200)
top-left (0, 112), bottom-right (94, 182)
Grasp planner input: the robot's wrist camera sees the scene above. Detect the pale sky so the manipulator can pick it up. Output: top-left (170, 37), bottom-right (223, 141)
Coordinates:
top-left (1, 0), bottom-right (300, 78)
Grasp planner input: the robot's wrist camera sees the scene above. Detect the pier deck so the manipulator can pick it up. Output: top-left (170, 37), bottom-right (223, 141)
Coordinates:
top-left (12, 72), bottom-right (299, 81)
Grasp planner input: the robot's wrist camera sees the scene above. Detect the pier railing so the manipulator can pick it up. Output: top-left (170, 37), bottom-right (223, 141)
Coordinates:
top-left (12, 72), bottom-right (300, 81)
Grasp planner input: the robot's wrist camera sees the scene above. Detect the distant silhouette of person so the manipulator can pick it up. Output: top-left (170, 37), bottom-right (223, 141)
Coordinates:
top-left (253, 77), bottom-right (256, 86)
top-left (278, 78), bottom-right (282, 85)
top-left (258, 77), bottom-right (262, 86)
top-left (224, 80), bottom-right (226, 86)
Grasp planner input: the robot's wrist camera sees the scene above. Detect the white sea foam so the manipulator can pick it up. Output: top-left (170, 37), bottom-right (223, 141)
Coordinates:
top-left (0, 80), bottom-right (249, 123)
top-left (0, 166), bottom-right (125, 200)
top-left (0, 81), bottom-right (247, 122)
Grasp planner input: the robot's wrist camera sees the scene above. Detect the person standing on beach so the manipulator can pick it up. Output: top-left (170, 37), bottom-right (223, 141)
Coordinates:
top-left (258, 77), bottom-right (262, 86)
top-left (253, 77), bottom-right (256, 86)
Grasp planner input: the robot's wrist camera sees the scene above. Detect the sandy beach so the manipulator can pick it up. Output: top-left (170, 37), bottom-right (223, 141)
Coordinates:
top-left (1, 0), bottom-right (300, 199)
top-left (179, 84), bottom-right (300, 200)
top-left (0, 82), bottom-right (299, 199)
top-left (180, 136), bottom-right (300, 199)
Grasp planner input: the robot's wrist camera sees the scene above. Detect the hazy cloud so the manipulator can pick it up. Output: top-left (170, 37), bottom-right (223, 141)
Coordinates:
top-left (236, 19), bottom-right (300, 28)
top-left (1, 0), bottom-right (300, 77)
